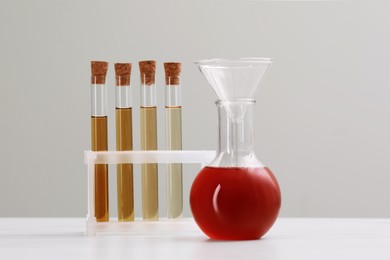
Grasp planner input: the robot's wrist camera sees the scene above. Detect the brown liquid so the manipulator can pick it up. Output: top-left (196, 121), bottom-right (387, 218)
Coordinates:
top-left (116, 108), bottom-right (134, 221)
top-left (91, 116), bottom-right (109, 222)
top-left (140, 106), bottom-right (158, 220)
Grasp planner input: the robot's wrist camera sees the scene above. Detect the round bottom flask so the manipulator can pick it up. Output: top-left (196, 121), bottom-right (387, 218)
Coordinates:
top-left (190, 59), bottom-right (281, 240)
top-left (191, 166), bottom-right (280, 240)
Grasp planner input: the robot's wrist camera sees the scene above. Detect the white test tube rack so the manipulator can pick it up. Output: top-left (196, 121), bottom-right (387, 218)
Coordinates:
top-left (84, 150), bottom-right (215, 235)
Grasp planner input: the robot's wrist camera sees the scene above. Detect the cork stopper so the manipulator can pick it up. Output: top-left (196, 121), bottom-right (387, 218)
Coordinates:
top-left (139, 60), bottom-right (156, 85)
top-left (164, 62), bottom-right (181, 85)
top-left (115, 63), bottom-right (132, 86)
top-left (91, 61), bottom-right (109, 84)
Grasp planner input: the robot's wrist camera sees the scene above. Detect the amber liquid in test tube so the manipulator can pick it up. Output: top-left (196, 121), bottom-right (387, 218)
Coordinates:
top-left (139, 60), bottom-right (159, 220)
top-left (164, 63), bottom-right (183, 219)
top-left (91, 61), bottom-right (109, 222)
top-left (114, 63), bottom-right (134, 221)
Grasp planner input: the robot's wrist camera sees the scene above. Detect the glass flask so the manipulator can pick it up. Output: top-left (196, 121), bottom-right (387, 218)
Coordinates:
top-left (190, 58), bottom-right (281, 240)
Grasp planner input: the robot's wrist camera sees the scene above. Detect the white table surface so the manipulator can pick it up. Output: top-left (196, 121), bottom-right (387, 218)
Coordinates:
top-left (0, 218), bottom-right (389, 260)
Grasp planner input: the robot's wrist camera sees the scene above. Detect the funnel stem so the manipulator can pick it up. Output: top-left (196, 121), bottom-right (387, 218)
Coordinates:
top-left (232, 120), bottom-right (239, 166)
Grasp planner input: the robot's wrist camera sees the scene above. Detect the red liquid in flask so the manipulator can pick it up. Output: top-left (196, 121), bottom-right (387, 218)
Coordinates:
top-left (190, 166), bottom-right (281, 240)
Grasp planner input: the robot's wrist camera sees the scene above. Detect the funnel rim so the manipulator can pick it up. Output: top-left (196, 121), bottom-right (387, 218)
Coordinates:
top-left (194, 57), bottom-right (274, 67)
top-left (215, 99), bottom-right (256, 105)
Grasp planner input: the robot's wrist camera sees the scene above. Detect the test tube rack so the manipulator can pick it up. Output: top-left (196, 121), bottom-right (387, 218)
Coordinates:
top-left (84, 150), bottom-right (215, 235)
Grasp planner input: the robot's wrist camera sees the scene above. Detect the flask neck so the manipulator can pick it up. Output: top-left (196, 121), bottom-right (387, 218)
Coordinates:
top-left (210, 100), bottom-right (263, 168)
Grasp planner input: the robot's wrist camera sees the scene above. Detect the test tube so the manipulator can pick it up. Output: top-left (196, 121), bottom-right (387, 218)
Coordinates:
top-left (139, 60), bottom-right (159, 220)
top-left (164, 62), bottom-right (183, 219)
top-left (114, 63), bottom-right (134, 221)
top-left (91, 61), bottom-right (109, 222)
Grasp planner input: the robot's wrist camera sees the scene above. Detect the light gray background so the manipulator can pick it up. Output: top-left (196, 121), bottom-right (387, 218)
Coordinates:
top-left (0, 0), bottom-right (389, 218)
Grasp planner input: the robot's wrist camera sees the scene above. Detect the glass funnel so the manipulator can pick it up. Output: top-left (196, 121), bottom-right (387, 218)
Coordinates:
top-left (190, 58), bottom-right (281, 240)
